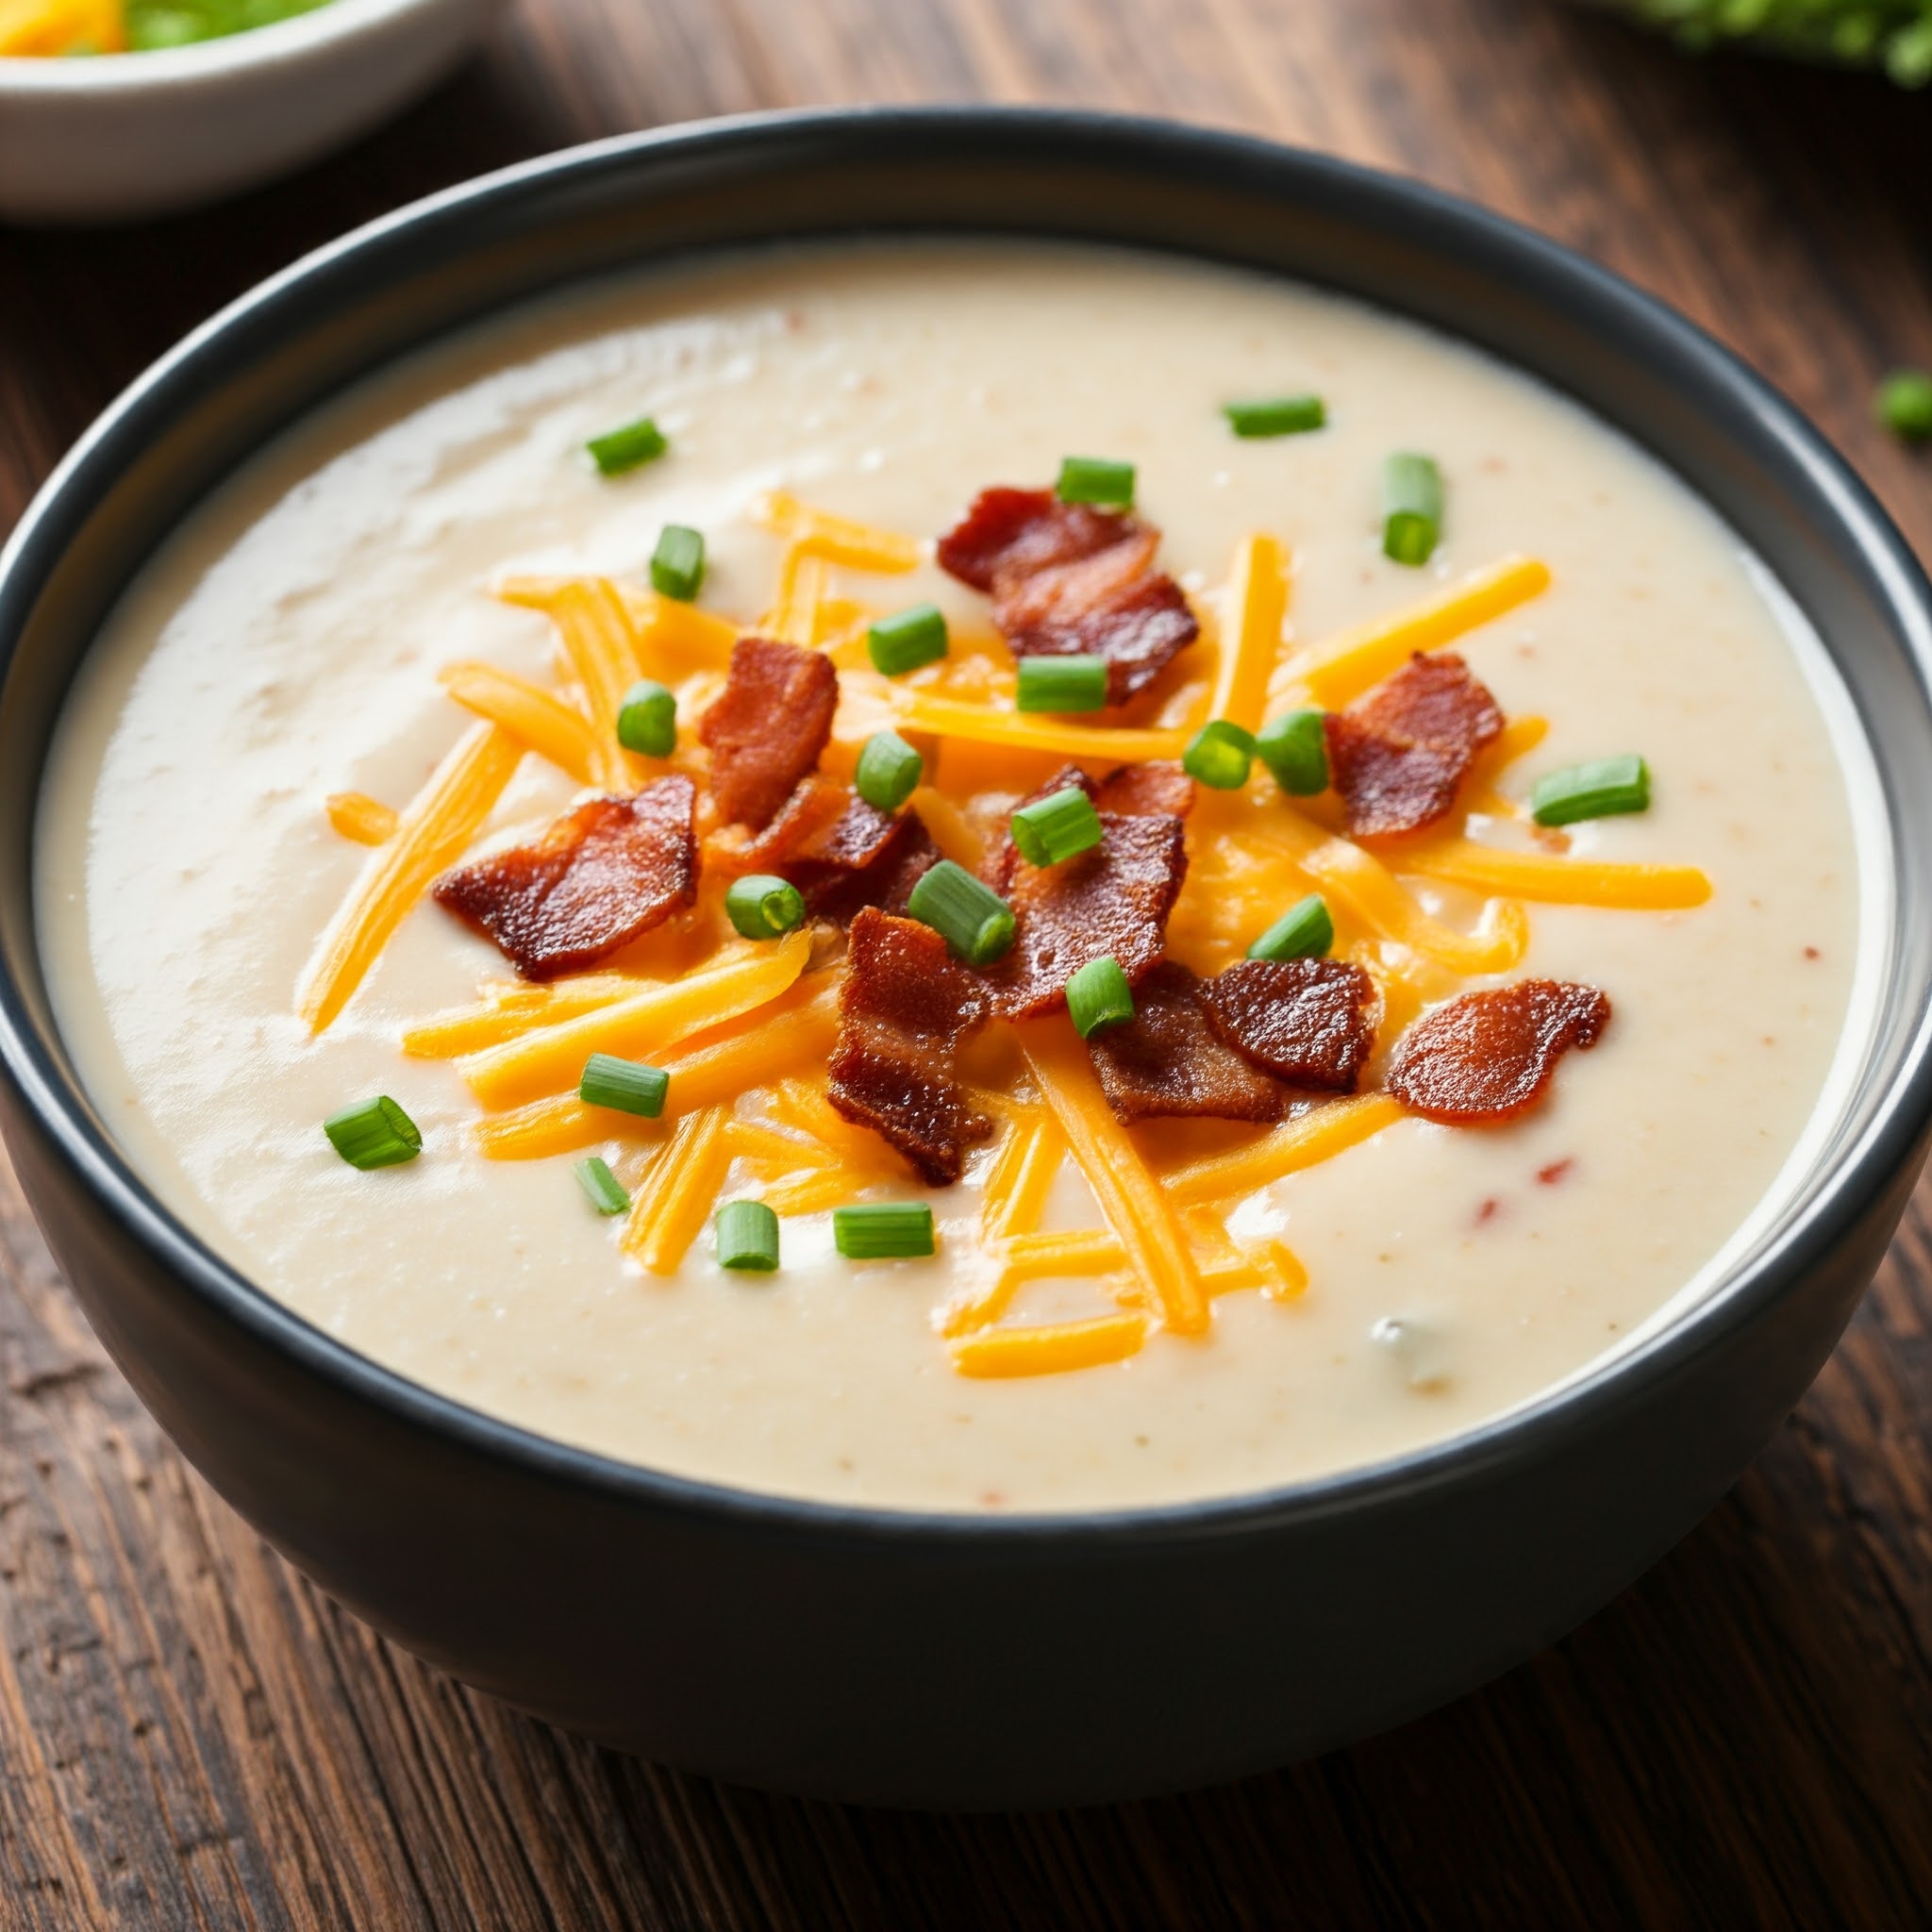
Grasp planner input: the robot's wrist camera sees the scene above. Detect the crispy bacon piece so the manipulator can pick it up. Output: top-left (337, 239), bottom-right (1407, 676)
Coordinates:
top-left (827, 908), bottom-right (991, 1184)
top-left (1086, 961), bottom-right (1284, 1124)
top-left (712, 774), bottom-right (848, 873)
top-left (1386, 980), bottom-right (1611, 1124)
top-left (986, 812), bottom-right (1188, 1019)
top-left (1198, 958), bottom-right (1377, 1092)
top-left (699, 637), bottom-right (839, 831)
top-left (432, 777), bottom-right (696, 980)
top-left (787, 796), bottom-right (941, 926)
top-left (1093, 759), bottom-right (1196, 820)
top-left (1324, 652), bottom-right (1504, 840)
top-left (936, 488), bottom-right (1199, 704)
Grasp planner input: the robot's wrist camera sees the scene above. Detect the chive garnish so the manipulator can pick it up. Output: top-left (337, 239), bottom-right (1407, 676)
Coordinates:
top-left (617, 678), bottom-right (676, 758)
top-left (1057, 457), bottom-right (1136, 509)
top-left (716, 1198), bottom-right (781, 1272)
top-left (724, 874), bottom-right (805, 941)
top-left (1256, 707), bottom-right (1329, 795)
top-left (854, 729), bottom-right (924, 813)
top-left (1182, 719), bottom-right (1257, 791)
top-left (1066, 956), bottom-right (1135, 1039)
top-left (1010, 785), bottom-right (1104, 868)
top-left (586, 416), bottom-right (667, 476)
top-left (578, 1053), bottom-right (670, 1118)
top-left (575, 1156), bottom-right (630, 1216)
top-left (1016, 655), bottom-right (1108, 713)
top-left (649, 524), bottom-right (706, 601)
top-left (1223, 395), bottom-right (1326, 439)
top-left (833, 1202), bottom-right (936, 1259)
top-left (1875, 370), bottom-right (1932, 444)
top-left (1248, 894), bottom-right (1335, 962)
top-left (905, 859), bottom-right (1016, 966)
top-left (323, 1095), bottom-right (422, 1170)
top-left (1530, 755), bottom-right (1651, 827)
top-left (868, 602), bottom-right (949, 676)
top-left (1382, 453), bottom-right (1443, 566)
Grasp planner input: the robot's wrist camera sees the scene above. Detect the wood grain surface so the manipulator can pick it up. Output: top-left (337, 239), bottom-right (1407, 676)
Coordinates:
top-left (2, 1), bottom-right (1930, 1924)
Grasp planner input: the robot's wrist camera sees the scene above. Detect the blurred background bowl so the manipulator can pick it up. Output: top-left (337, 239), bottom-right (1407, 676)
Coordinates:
top-left (0, 0), bottom-right (508, 225)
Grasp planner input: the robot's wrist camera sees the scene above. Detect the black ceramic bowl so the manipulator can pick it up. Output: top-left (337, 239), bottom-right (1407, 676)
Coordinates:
top-left (2, 109), bottom-right (1929, 1810)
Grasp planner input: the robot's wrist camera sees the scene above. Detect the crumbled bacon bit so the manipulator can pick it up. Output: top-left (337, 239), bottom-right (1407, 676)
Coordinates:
top-left (827, 908), bottom-right (991, 1184)
top-left (1093, 760), bottom-right (1196, 820)
top-left (787, 796), bottom-right (940, 925)
top-left (1387, 981), bottom-right (1611, 1124)
top-left (985, 813), bottom-right (1189, 1019)
top-left (1086, 961), bottom-right (1284, 1124)
top-left (1197, 958), bottom-right (1376, 1091)
top-left (936, 488), bottom-right (1199, 703)
top-left (699, 637), bottom-right (838, 830)
top-left (1537, 1158), bottom-right (1575, 1186)
top-left (432, 777), bottom-right (696, 980)
top-left (710, 774), bottom-right (848, 873)
top-left (1324, 653), bottom-right (1504, 839)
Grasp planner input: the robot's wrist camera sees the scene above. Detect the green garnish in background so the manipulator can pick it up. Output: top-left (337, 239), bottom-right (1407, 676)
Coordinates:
top-left (1875, 371), bottom-right (1932, 443)
top-left (125, 0), bottom-right (334, 51)
top-left (1611, 1), bottom-right (1932, 87)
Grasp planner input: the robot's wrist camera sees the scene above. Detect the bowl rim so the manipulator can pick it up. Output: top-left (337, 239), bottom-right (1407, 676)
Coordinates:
top-left (0, 0), bottom-right (479, 89)
top-left (4, 104), bottom-right (1931, 1547)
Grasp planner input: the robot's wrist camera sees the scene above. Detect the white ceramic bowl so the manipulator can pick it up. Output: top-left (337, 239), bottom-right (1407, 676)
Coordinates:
top-left (0, 0), bottom-right (508, 225)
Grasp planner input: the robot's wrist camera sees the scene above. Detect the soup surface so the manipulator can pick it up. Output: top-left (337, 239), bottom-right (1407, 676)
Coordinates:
top-left (37, 242), bottom-right (1875, 1511)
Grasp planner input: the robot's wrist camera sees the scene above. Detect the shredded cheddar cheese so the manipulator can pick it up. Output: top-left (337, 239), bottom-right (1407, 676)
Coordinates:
top-left (440, 661), bottom-right (604, 786)
top-left (1211, 533), bottom-right (1291, 732)
top-left (751, 491), bottom-right (923, 574)
top-left (325, 792), bottom-right (399, 846)
top-left (1164, 1094), bottom-right (1406, 1205)
top-left (622, 1108), bottom-right (733, 1274)
top-left (950, 1311), bottom-right (1148, 1378)
top-left (297, 724), bottom-right (524, 1033)
top-left (1397, 837), bottom-right (1714, 910)
top-left (402, 974), bottom-right (644, 1058)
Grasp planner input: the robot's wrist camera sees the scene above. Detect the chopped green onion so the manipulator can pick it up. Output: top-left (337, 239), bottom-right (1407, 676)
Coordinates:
top-left (716, 1198), bottom-right (781, 1272)
top-left (323, 1095), bottom-right (422, 1170)
top-left (1875, 370), bottom-right (1932, 443)
top-left (1010, 785), bottom-right (1104, 868)
top-left (724, 874), bottom-right (806, 941)
top-left (1256, 707), bottom-right (1329, 795)
top-left (868, 602), bottom-right (949, 676)
top-left (1066, 956), bottom-right (1135, 1039)
top-left (587, 416), bottom-right (667, 476)
top-left (1223, 394), bottom-right (1326, 438)
top-left (905, 859), bottom-right (1016, 966)
top-left (1248, 894), bottom-right (1334, 962)
top-left (1016, 655), bottom-right (1108, 713)
top-left (855, 729), bottom-right (924, 813)
top-left (617, 678), bottom-right (676, 758)
top-left (1530, 755), bottom-right (1651, 827)
top-left (1382, 453), bottom-right (1443, 566)
top-left (575, 1156), bottom-right (630, 1216)
top-left (649, 524), bottom-right (706, 601)
top-left (578, 1053), bottom-right (669, 1119)
top-left (1182, 719), bottom-right (1257, 791)
top-left (1056, 457), bottom-right (1136, 508)
top-left (833, 1202), bottom-right (936, 1259)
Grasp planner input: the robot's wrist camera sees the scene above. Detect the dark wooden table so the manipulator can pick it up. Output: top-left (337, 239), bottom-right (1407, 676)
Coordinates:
top-left (3, 2), bottom-right (1930, 1924)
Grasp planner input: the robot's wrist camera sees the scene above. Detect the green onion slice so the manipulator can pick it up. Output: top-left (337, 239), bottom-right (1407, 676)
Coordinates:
top-left (575, 1156), bottom-right (630, 1216)
top-left (1530, 755), bottom-right (1651, 828)
top-left (833, 1202), bottom-right (936, 1259)
top-left (1248, 894), bottom-right (1335, 962)
top-left (867, 603), bottom-right (950, 676)
top-left (1016, 655), bottom-right (1108, 713)
top-left (1057, 457), bottom-right (1136, 509)
top-left (578, 1053), bottom-right (670, 1119)
top-left (1010, 785), bottom-right (1104, 868)
top-left (1066, 956), bottom-right (1136, 1039)
top-left (586, 416), bottom-right (667, 476)
top-left (1255, 707), bottom-right (1329, 795)
top-left (649, 524), bottom-right (706, 602)
top-left (1182, 719), bottom-right (1257, 791)
top-left (1223, 394), bottom-right (1326, 439)
top-left (905, 859), bottom-right (1016, 966)
top-left (617, 678), bottom-right (677, 758)
top-left (716, 1198), bottom-right (781, 1272)
top-left (724, 873), bottom-right (806, 941)
top-left (323, 1095), bottom-right (423, 1170)
top-left (1381, 453), bottom-right (1443, 567)
top-left (854, 729), bottom-right (924, 813)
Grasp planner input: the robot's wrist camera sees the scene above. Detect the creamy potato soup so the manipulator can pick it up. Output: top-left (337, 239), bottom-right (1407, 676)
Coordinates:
top-left (37, 243), bottom-right (1877, 1512)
